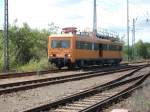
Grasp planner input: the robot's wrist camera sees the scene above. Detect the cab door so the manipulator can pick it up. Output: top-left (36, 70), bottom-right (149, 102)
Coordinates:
top-left (99, 44), bottom-right (103, 57)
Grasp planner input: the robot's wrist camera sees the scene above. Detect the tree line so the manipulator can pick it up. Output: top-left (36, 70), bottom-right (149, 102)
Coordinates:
top-left (0, 23), bottom-right (58, 71)
top-left (0, 23), bottom-right (150, 72)
top-left (123, 40), bottom-right (150, 60)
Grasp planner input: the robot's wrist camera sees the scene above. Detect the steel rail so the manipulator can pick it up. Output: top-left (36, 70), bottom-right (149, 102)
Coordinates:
top-left (0, 65), bottom-right (141, 88)
top-left (0, 65), bottom-right (146, 95)
top-left (0, 61), bottom-right (148, 79)
top-left (0, 69), bottom-right (64, 79)
top-left (23, 65), bottom-right (149, 112)
top-left (0, 64), bottom-right (129, 79)
top-left (80, 72), bottom-right (150, 112)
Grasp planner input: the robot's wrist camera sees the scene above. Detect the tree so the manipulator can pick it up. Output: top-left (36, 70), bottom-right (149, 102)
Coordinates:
top-left (144, 42), bottom-right (150, 58)
top-left (48, 22), bottom-right (59, 34)
top-left (0, 22), bottom-right (60, 71)
top-left (9, 23), bottom-right (33, 65)
top-left (135, 40), bottom-right (148, 59)
top-left (8, 22), bottom-right (58, 68)
top-left (123, 45), bottom-right (132, 60)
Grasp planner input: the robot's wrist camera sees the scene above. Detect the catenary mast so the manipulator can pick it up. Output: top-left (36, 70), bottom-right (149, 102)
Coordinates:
top-left (93, 0), bottom-right (97, 34)
top-left (3, 0), bottom-right (9, 71)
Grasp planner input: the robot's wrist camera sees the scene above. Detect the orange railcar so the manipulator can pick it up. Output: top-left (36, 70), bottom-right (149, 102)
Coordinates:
top-left (48, 27), bottom-right (122, 68)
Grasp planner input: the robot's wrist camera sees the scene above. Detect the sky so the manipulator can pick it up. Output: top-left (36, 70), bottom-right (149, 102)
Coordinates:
top-left (0, 0), bottom-right (150, 44)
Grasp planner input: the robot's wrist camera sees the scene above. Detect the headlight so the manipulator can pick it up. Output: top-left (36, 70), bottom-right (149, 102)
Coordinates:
top-left (65, 54), bottom-right (71, 57)
top-left (68, 54), bottom-right (71, 57)
top-left (50, 54), bottom-right (56, 57)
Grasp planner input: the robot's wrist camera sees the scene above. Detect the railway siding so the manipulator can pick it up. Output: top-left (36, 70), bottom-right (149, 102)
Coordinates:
top-left (0, 65), bottom-right (144, 95)
top-left (0, 65), bottom-right (128, 84)
top-left (24, 68), bottom-right (150, 112)
top-left (0, 65), bottom-right (149, 112)
top-left (0, 69), bottom-right (135, 112)
top-left (104, 75), bottom-right (150, 112)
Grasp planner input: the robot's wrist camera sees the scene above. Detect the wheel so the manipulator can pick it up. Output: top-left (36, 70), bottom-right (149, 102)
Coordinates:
top-left (57, 65), bottom-right (62, 70)
top-left (68, 63), bottom-right (75, 69)
top-left (77, 60), bottom-right (84, 68)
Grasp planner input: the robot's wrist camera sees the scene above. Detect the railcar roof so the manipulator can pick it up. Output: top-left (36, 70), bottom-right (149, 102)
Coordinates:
top-left (49, 33), bottom-right (123, 46)
top-left (49, 34), bottom-right (74, 38)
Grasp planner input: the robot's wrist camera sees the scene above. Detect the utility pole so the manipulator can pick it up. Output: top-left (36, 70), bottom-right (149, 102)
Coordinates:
top-left (132, 18), bottom-right (135, 60)
top-left (93, 0), bottom-right (97, 34)
top-left (92, 0), bottom-right (97, 50)
top-left (3, 0), bottom-right (9, 71)
top-left (127, 0), bottom-right (130, 61)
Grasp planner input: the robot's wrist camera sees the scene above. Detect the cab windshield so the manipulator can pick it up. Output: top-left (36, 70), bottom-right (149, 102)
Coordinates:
top-left (51, 40), bottom-right (70, 48)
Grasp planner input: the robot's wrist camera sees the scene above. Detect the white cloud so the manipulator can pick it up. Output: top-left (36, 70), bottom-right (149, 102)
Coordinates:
top-left (0, 0), bottom-right (150, 43)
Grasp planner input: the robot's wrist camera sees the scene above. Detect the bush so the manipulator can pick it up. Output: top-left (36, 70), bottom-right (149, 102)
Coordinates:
top-left (17, 58), bottom-right (56, 72)
top-left (0, 58), bottom-right (3, 72)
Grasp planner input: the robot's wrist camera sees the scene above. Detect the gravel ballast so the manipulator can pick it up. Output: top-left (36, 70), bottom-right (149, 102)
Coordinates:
top-left (105, 67), bottom-right (150, 112)
top-left (0, 68), bottom-right (148, 112)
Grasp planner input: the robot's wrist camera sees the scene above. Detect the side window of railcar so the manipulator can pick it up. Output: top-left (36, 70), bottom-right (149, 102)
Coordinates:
top-left (116, 45), bottom-right (119, 51)
top-left (76, 41), bottom-right (93, 50)
top-left (94, 43), bottom-right (99, 50)
top-left (102, 44), bottom-right (107, 50)
top-left (113, 45), bottom-right (118, 51)
top-left (76, 41), bottom-right (83, 49)
top-left (80, 41), bottom-right (84, 49)
top-left (119, 46), bottom-right (122, 51)
top-left (76, 41), bottom-right (80, 49)
top-left (107, 44), bottom-right (109, 50)
top-left (111, 45), bottom-right (115, 51)
top-left (84, 43), bottom-right (88, 49)
top-left (89, 43), bottom-right (93, 50)
top-left (109, 45), bottom-right (111, 50)
top-left (102, 44), bottom-right (111, 50)
top-left (110, 45), bottom-right (121, 51)
top-left (85, 42), bottom-right (92, 50)
top-left (112, 45), bottom-right (115, 51)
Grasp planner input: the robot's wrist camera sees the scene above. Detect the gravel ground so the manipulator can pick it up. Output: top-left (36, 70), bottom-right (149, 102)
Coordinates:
top-left (105, 68), bottom-right (150, 112)
top-left (0, 70), bottom-right (134, 112)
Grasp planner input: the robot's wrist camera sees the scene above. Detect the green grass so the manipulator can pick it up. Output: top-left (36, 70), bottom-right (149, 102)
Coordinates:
top-left (17, 58), bottom-right (56, 72)
top-left (0, 53), bottom-right (3, 72)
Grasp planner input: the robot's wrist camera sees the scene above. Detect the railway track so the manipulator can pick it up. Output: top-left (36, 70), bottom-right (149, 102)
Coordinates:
top-left (0, 61), bottom-right (149, 79)
top-left (0, 68), bottom-right (71, 79)
top-left (0, 66), bottom-right (114, 79)
top-left (0, 63), bottom-right (141, 79)
top-left (23, 65), bottom-right (150, 112)
top-left (0, 65), bottom-right (147, 95)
